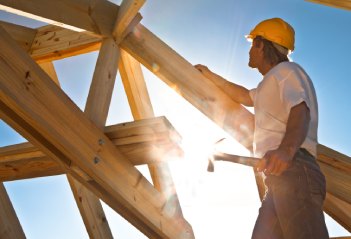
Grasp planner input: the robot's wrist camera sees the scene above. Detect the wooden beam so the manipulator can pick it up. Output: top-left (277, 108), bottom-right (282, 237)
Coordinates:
top-left (67, 175), bottom-right (113, 239)
top-left (0, 116), bottom-right (183, 179)
top-left (70, 37), bottom-right (119, 239)
top-left (38, 62), bottom-right (60, 86)
top-left (30, 25), bottom-right (102, 63)
top-left (0, 20), bottom-right (36, 51)
top-left (62, 38), bottom-right (119, 239)
top-left (0, 26), bottom-right (192, 239)
top-left (306, 0), bottom-right (351, 11)
top-left (317, 144), bottom-right (351, 204)
top-left (119, 49), bottom-right (194, 237)
top-left (0, 183), bottom-right (26, 239)
top-left (113, 0), bottom-right (145, 42)
top-left (324, 193), bottom-right (351, 232)
top-left (84, 38), bottom-right (119, 128)
top-left (0, 148), bottom-right (61, 181)
top-left (0, 21), bottom-right (101, 63)
top-left (119, 49), bottom-right (154, 119)
top-left (0, 0), bottom-right (119, 36)
top-left (120, 24), bottom-right (255, 149)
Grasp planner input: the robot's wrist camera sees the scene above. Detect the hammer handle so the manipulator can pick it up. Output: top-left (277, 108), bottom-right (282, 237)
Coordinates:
top-left (213, 152), bottom-right (259, 167)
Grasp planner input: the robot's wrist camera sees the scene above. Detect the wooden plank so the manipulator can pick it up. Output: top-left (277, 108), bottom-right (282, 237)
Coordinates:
top-left (31, 25), bottom-right (102, 63)
top-left (318, 144), bottom-right (351, 174)
top-left (317, 144), bottom-right (351, 204)
top-left (119, 49), bottom-right (194, 237)
top-left (306, 0), bottom-right (351, 11)
top-left (0, 0), bottom-right (119, 36)
top-left (0, 117), bottom-right (184, 182)
top-left (324, 193), bottom-right (351, 232)
top-left (113, 0), bottom-right (145, 42)
top-left (0, 26), bottom-right (192, 239)
top-left (0, 153), bottom-right (61, 181)
top-left (67, 176), bottom-right (113, 239)
top-left (0, 183), bottom-right (26, 239)
top-left (84, 37), bottom-right (119, 128)
top-left (0, 20), bottom-right (36, 51)
top-left (0, 21), bottom-right (101, 63)
top-left (38, 62), bottom-right (60, 86)
top-left (119, 49), bottom-right (154, 119)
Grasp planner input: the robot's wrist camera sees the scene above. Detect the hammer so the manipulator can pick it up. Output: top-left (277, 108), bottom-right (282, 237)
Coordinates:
top-left (207, 151), bottom-right (259, 172)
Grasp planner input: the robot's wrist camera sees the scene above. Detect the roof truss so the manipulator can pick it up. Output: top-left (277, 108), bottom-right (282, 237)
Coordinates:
top-left (0, 0), bottom-right (350, 237)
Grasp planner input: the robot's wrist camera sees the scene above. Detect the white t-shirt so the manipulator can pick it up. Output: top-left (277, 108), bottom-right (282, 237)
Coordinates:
top-left (249, 62), bottom-right (318, 158)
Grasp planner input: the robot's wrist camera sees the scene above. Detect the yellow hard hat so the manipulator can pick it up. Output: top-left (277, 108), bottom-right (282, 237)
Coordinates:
top-left (246, 18), bottom-right (295, 51)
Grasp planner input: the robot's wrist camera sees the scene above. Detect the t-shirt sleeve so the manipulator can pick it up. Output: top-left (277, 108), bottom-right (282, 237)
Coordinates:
top-left (249, 88), bottom-right (257, 103)
top-left (279, 71), bottom-right (310, 112)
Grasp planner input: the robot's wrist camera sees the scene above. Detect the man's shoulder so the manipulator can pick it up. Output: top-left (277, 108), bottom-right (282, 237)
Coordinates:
top-left (275, 61), bottom-right (301, 71)
top-left (270, 61), bottom-right (307, 78)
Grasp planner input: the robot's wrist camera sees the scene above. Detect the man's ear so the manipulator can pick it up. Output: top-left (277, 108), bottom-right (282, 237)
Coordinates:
top-left (256, 40), bottom-right (264, 50)
top-left (252, 38), bottom-right (262, 49)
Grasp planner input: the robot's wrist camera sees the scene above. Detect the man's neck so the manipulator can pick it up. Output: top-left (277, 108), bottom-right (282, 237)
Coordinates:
top-left (259, 62), bottom-right (279, 76)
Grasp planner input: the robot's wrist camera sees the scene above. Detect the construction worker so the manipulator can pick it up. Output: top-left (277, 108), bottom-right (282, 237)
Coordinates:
top-left (195, 18), bottom-right (329, 239)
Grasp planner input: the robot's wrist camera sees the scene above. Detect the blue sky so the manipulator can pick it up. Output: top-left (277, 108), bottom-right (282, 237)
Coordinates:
top-left (1, 0), bottom-right (350, 238)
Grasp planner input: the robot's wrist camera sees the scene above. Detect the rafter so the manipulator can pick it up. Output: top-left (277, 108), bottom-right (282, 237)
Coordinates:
top-left (0, 25), bottom-right (191, 238)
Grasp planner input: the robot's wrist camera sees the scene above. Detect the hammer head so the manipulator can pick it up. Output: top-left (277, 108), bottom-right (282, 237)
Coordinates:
top-left (207, 157), bottom-right (214, 172)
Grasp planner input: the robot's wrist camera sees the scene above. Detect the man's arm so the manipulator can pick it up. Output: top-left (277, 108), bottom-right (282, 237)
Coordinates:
top-left (257, 101), bottom-right (311, 175)
top-left (195, 64), bottom-right (253, 106)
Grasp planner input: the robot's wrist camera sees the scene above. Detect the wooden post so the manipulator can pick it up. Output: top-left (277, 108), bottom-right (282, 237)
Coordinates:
top-left (40, 59), bottom-right (114, 239)
top-left (70, 37), bottom-right (120, 239)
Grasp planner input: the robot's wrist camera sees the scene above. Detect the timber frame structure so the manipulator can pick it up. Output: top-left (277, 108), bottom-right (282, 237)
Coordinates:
top-left (0, 0), bottom-right (350, 238)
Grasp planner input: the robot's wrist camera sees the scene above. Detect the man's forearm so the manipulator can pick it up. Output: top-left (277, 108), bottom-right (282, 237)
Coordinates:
top-left (278, 102), bottom-right (311, 158)
top-left (200, 68), bottom-right (253, 106)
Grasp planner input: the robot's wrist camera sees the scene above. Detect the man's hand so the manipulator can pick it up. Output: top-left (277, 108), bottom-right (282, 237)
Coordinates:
top-left (194, 64), bottom-right (211, 76)
top-left (257, 148), bottom-right (293, 176)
